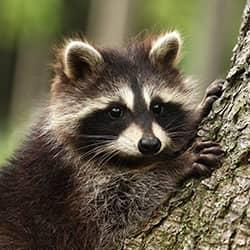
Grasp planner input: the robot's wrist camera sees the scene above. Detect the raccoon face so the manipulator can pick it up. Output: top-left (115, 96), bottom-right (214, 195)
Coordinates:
top-left (50, 31), bottom-right (199, 165)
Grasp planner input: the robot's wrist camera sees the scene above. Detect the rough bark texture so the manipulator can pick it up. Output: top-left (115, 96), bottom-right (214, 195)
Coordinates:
top-left (123, 1), bottom-right (250, 249)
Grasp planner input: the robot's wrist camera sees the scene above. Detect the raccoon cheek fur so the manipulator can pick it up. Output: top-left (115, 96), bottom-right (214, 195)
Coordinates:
top-left (0, 31), bottom-right (223, 250)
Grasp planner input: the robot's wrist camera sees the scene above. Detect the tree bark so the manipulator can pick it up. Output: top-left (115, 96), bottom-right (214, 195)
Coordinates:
top-left (123, 1), bottom-right (250, 249)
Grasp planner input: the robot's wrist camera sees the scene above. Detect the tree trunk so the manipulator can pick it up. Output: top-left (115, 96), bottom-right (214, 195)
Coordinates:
top-left (123, 1), bottom-right (250, 249)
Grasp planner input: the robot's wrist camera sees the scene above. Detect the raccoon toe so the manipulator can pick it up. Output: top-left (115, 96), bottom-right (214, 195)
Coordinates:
top-left (197, 79), bottom-right (224, 120)
top-left (205, 79), bottom-right (224, 98)
top-left (190, 141), bottom-right (224, 177)
top-left (196, 153), bottom-right (220, 168)
top-left (191, 162), bottom-right (212, 177)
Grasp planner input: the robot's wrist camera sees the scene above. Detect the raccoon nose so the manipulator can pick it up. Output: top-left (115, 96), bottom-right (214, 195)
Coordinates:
top-left (138, 137), bottom-right (161, 155)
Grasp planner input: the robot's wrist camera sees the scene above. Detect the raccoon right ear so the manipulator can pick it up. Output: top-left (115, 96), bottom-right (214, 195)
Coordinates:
top-left (149, 31), bottom-right (182, 68)
top-left (63, 41), bottom-right (103, 80)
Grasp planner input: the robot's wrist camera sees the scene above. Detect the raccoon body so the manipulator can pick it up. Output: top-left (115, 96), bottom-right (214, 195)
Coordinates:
top-left (0, 31), bottom-right (224, 249)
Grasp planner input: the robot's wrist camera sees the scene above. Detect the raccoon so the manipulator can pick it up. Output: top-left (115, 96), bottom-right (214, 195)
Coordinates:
top-left (0, 31), bottom-right (224, 249)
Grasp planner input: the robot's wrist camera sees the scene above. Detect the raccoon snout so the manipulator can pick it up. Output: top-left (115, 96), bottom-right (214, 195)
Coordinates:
top-left (138, 137), bottom-right (161, 155)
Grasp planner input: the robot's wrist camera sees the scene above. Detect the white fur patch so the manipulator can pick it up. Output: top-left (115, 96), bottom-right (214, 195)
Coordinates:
top-left (64, 40), bottom-right (103, 78)
top-left (114, 123), bottom-right (143, 156)
top-left (77, 86), bottom-right (134, 118)
top-left (142, 84), bottom-right (196, 110)
top-left (158, 87), bottom-right (185, 105)
top-left (152, 122), bottom-right (171, 151)
top-left (149, 31), bottom-right (182, 66)
top-left (79, 96), bottom-right (116, 118)
top-left (143, 86), bottom-right (152, 109)
top-left (143, 85), bottom-right (185, 109)
top-left (118, 86), bottom-right (134, 111)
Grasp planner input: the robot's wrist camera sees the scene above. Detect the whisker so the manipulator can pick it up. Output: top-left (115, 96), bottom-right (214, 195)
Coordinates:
top-left (83, 148), bottom-right (109, 167)
top-left (168, 130), bottom-right (194, 136)
top-left (164, 117), bottom-right (183, 130)
top-left (98, 149), bottom-right (118, 169)
top-left (77, 140), bottom-right (109, 151)
top-left (167, 124), bottom-right (188, 131)
top-left (79, 134), bottom-right (117, 140)
top-left (79, 144), bottom-right (109, 161)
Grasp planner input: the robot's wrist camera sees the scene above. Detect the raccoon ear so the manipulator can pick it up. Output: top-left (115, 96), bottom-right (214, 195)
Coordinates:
top-left (63, 41), bottom-right (103, 80)
top-left (149, 31), bottom-right (182, 68)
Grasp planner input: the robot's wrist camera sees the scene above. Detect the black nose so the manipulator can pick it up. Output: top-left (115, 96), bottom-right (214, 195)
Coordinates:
top-left (138, 137), bottom-right (161, 155)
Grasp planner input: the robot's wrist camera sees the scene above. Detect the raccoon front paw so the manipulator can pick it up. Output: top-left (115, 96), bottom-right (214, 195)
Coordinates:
top-left (198, 79), bottom-right (224, 120)
top-left (190, 141), bottom-right (224, 177)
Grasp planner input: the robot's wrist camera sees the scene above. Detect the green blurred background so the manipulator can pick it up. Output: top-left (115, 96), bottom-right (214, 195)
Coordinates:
top-left (0, 0), bottom-right (246, 164)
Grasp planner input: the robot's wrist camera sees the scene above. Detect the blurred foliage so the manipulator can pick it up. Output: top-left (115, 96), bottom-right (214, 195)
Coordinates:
top-left (137, 0), bottom-right (200, 32)
top-left (0, 0), bottom-right (62, 48)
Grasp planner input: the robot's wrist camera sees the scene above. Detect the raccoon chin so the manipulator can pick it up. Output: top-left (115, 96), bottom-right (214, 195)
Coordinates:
top-left (106, 151), bottom-right (170, 169)
top-left (108, 155), bottom-right (157, 169)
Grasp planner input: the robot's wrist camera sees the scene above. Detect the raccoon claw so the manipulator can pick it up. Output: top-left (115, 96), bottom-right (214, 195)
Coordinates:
top-left (190, 141), bottom-right (224, 178)
top-left (205, 79), bottom-right (224, 97)
top-left (198, 79), bottom-right (224, 120)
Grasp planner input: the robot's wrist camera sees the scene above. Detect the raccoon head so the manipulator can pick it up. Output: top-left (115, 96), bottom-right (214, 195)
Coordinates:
top-left (49, 31), bottom-right (199, 166)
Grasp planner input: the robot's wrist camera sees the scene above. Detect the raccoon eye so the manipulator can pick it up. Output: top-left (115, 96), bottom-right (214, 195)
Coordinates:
top-left (108, 106), bottom-right (124, 119)
top-left (151, 103), bottom-right (164, 115)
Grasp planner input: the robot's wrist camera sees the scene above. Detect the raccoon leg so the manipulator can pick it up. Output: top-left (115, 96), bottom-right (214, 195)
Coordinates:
top-left (185, 140), bottom-right (224, 178)
top-left (163, 140), bottom-right (223, 187)
top-left (196, 79), bottom-right (224, 121)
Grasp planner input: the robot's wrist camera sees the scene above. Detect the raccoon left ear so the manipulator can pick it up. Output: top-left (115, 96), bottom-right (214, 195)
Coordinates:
top-left (149, 31), bottom-right (182, 68)
top-left (63, 40), bottom-right (103, 80)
